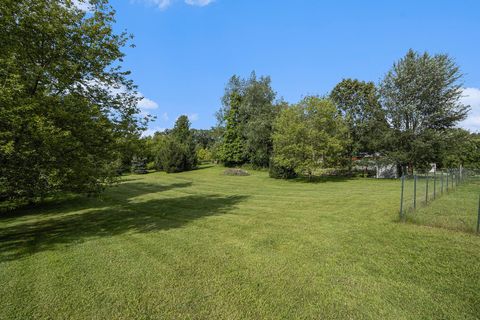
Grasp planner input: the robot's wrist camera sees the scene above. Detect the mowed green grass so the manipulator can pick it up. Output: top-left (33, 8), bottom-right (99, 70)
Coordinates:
top-left (0, 165), bottom-right (479, 319)
top-left (406, 176), bottom-right (480, 233)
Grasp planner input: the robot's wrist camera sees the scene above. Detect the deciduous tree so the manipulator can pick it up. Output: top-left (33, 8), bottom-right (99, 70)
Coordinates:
top-left (217, 72), bottom-right (278, 167)
top-left (380, 49), bottom-right (469, 172)
top-left (330, 78), bottom-right (388, 159)
top-left (272, 97), bottom-right (348, 178)
top-left (0, 0), bottom-right (146, 202)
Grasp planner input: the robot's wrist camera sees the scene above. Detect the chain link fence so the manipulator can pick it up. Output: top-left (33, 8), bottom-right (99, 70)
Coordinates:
top-left (399, 168), bottom-right (480, 233)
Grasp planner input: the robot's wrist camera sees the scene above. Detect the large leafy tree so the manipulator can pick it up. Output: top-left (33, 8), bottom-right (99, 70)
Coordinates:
top-left (380, 49), bottom-right (469, 172)
top-left (241, 73), bottom-right (278, 167)
top-left (217, 72), bottom-right (278, 167)
top-left (191, 128), bottom-right (218, 149)
top-left (272, 97), bottom-right (348, 178)
top-left (442, 130), bottom-right (480, 169)
top-left (330, 78), bottom-right (388, 158)
top-left (0, 0), bottom-right (145, 202)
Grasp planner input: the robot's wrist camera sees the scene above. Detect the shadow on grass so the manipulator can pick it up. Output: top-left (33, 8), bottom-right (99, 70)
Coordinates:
top-left (0, 181), bottom-right (193, 221)
top-left (0, 181), bottom-right (247, 262)
top-left (287, 175), bottom-right (356, 184)
top-left (192, 164), bottom-right (215, 171)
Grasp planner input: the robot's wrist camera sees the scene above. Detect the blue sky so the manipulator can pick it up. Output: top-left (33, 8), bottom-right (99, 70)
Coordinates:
top-left (108, 0), bottom-right (480, 134)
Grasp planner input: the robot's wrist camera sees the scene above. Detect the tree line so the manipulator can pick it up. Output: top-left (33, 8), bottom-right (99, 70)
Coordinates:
top-left (217, 51), bottom-right (478, 178)
top-left (1, 0), bottom-right (478, 206)
top-left (1, 0), bottom-right (149, 205)
top-left (141, 51), bottom-right (478, 180)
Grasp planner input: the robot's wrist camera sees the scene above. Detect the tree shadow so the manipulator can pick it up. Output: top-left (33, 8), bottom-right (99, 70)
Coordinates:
top-left (287, 175), bottom-right (355, 184)
top-left (192, 164), bottom-right (215, 171)
top-left (0, 192), bottom-right (247, 263)
top-left (0, 181), bottom-right (193, 221)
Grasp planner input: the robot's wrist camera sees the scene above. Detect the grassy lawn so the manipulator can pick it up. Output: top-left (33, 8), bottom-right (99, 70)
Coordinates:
top-left (406, 176), bottom-right (480, 233)
top-left (1, 165), bottom-right (479, 319)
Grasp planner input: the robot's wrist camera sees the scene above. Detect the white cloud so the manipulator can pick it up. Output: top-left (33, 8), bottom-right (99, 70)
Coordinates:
top-left (72, 0), bottom-right (93, 12)
top-left (459, 87), bottom-right (480, 132)
top-left (161, 112), bottom-right (169, 122)
top-left (173, 113), bottom-right (198, 123)
top-left (185, 0), bottom-right (214, 7)
top-left (138, 97), bottom-right (159, 110)
top-left (189, 113), bottom-right (199, 122)
top-left (139, 0), bottom-right (213, 9)
top-left (156, 0), bottom-right (172, 9)
top-left (142, 127), bottom-right (167, 137)
top-left (79, 80), bottom-right (159, 115)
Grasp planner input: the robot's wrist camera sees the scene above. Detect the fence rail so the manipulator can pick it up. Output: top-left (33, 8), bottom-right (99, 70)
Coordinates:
top-left (399, 168), bottom-right (480, 234)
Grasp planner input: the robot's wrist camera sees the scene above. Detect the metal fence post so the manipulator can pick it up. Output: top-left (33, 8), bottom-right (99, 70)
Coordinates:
top-left (425, 172), bottom-right (429, 204)
top-left (413, 175), bottom-right (417, 210)
top-left (477, 194), bottom-right (480, 234)
top-left (446, 172), bottom-right (449, 192)
top-left (400, 175), bottom-right (405, 221)
top-left (433, 170), bottom-right (436, 200)
top-left (441, 171), bottom-right (444, 195)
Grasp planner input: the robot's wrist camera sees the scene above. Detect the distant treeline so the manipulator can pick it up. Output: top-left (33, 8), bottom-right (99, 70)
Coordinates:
top-left (137, 51), bottom-right (479, 179)
top-left (1, 0), bottom-right (478, 206)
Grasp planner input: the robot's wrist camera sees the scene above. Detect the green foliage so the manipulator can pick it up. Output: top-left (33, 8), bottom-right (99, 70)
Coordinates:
top-left (442, 130), bottom-right (480, 169)
top-left (156, 116), bottom-right (197, 173)
top-left (241, 74), bottom-right (279, 167)
top-left (149, 132), bottom-right (168, 170)
top-left (217, 72), bottom-right (279, 167)
top-left (157, 137), bottom-right (188, 173)
top-left (0, 0), bottom-right (146, 202)
top-left (196, 147), bottom-right (213, 163)
top-left (268, 160), bottom-right (297, 179)
top-left (219, 91), bottom-right (246, 166)
top-left (380, 49), bottom-right (469, 170)
top-left (146, 161), bottom-right (156, 171)
top-left (117, 134), bottom-right (153, 173)
top-left (330, 78), bottom-right (388, 158)
top-left (131, 156), bottom-right (148, 174)
top-left (191, 128), bottom-right (218, 149)
top-left (171, 115), bottom-right (191, 144)
top-left (272, 97), bottom-right (348, 178)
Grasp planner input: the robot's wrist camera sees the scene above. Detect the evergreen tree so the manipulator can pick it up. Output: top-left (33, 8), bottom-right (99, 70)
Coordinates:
top-left (219, 91), bottom-right (246, 166)
top-left (156, 115), bottom-right (197, 173)
top-left (158, 137), bottom-right (188, 173)
top-left (217, 72), bottom-right (278, 167)
top-left (131, 156), bottom-right (148, 174)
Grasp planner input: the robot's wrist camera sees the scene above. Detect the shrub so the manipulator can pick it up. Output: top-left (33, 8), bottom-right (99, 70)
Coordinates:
top-left (131, 157), bottom-right (148, 174)
top-left (146, 161), bottom-right (156, 171)
top-left (158, 138), bottom-right (188, 173)
top-left (197, 147), bottom-right (212, 163)
top-left (154, 116), bottom-right (198, 173)
top-left (269, 162), bottom-right (297, 179)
